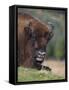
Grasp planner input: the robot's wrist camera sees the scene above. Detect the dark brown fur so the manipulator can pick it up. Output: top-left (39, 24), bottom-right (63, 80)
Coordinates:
top-left (18, 13), bottom-right (53, 68)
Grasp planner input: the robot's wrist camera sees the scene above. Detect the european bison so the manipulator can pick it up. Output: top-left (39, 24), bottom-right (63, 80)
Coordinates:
top-left (18, 13), bottom-right (53, 70)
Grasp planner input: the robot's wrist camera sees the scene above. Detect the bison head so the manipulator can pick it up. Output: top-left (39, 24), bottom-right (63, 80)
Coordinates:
top-left (18, 13), bottom-right (54, 69)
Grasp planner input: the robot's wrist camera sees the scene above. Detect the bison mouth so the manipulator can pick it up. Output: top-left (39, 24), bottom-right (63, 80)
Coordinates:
top-left (33, 47), bottom-right (52, 71)
top-left (33, 47), bottom-right (47, 70)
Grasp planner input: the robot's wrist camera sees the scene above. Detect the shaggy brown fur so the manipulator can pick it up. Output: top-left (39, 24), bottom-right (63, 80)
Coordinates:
top-left (18, 13), bottom-right (53, 68)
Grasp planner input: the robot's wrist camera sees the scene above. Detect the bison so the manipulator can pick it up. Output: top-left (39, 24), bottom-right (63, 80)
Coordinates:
top-left (18, 13), bottom-right (54, 70)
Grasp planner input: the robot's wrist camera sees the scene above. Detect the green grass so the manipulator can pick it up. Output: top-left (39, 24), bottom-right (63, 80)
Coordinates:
top-left (17, 67), bottom-right (64, 82)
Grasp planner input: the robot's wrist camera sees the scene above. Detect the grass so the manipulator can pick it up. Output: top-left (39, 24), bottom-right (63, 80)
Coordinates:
top-left (17, 67), bottom-right (64, 82)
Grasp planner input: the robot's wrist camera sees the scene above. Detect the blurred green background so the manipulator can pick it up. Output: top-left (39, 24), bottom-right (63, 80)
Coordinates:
top-left (18, 8), bottom-right (65, 60)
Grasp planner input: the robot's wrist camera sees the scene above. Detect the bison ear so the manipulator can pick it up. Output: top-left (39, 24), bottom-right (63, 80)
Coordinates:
top-left (28, 22), bottom-right (32, 27)
top-left (24, 21), bottom-right (32, 32)
top-left (47, 22), bottom-right (54, 31)
top-left (24, 22), bottom-right (33, 39)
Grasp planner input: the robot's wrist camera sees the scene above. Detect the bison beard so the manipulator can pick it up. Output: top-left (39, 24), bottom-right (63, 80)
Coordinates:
top-left (18, 13), bottom-right (53, 71)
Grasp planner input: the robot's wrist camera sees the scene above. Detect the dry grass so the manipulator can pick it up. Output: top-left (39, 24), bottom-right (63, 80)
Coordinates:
top-left (42, 59), bottom-right (65, 77)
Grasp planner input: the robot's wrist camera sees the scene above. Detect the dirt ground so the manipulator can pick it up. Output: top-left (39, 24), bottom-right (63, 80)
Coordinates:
top-left (42, 59), bottom-right (65, 78)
